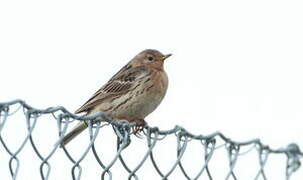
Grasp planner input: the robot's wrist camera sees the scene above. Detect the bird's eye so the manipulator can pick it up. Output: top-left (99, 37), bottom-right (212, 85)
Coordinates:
top-left (147, 56), bottom-right (154, 61)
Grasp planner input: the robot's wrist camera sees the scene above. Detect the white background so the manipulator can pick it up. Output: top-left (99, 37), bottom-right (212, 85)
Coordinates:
top-left (0, 0), bottom-right (302, 179)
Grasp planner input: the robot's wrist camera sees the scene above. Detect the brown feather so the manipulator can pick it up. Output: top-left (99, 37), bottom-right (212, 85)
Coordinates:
top-left (75, 66), bottom-right (149, 114)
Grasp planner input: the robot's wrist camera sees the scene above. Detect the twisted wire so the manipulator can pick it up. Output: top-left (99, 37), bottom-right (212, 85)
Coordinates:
top-left (0, 99), bottom-right (302, 180)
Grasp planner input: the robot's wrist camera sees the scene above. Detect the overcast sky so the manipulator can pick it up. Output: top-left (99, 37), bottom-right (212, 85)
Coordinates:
top-left (1, 0), bottom-right (303, 179)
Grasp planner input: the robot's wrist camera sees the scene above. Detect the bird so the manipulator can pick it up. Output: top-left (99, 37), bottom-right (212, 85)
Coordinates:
top-left (61, 49), bottom-right (171, 146)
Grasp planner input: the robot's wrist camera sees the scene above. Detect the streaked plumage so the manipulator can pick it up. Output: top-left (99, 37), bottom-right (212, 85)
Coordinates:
top-left (62, 49), bottom-right (171, 145)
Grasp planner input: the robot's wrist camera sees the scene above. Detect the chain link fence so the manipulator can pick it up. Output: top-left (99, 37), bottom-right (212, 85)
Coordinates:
top-left (0, 99), bottom-right (302, 180)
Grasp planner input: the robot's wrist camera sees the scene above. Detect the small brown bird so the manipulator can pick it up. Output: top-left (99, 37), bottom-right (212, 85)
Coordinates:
top-left (62, 49), bottom-right (171, 145)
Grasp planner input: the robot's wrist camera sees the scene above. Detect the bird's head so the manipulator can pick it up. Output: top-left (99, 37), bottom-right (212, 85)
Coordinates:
top-left (131, 49), bottom-right (172, 70)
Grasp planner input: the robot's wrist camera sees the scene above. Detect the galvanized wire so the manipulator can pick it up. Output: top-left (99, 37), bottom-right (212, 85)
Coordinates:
top-left (0, 99), bottom-right (302, 180)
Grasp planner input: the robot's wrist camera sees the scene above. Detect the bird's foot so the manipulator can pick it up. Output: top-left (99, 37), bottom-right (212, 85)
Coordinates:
top-left (131, 119), bottom-right (146, 138)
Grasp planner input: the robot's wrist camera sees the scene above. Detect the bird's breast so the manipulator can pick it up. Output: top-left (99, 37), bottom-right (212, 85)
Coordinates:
top-left (108, 70), bottom-right (168, 120)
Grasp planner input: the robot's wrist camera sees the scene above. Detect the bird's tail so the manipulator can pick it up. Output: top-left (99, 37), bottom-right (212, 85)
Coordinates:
top-left (61, 122), bottom-right (87, 147)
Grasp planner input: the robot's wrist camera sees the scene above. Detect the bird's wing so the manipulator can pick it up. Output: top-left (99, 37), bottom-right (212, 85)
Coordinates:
top-left (75, 65), bottom-right (148, 114)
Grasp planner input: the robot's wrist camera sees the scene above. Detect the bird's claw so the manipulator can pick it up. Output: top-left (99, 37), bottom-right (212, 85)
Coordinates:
top-left (131, 120), bottom-right (146, 138)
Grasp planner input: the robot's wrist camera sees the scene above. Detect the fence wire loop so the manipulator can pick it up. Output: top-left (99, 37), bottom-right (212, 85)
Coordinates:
top-left (0, 99), bottom-right (302, 180)
top-left (286, 143), bottom-right (302, 178)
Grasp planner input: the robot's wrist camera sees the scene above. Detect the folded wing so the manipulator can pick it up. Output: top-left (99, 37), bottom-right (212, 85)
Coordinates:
top-left (75, 65), bottom-right (148, 114)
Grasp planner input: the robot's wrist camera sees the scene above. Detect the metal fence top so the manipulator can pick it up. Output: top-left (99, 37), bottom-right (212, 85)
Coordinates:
top-left (0, 99), bottom-right (302, 180)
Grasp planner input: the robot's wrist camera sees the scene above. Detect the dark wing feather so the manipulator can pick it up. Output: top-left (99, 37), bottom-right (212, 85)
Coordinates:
top-left (75, 65), bottom-right (148, 114)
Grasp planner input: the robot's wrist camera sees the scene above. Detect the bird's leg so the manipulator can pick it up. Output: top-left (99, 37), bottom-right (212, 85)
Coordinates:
top-left (131, 119), bottom-right (146, 138)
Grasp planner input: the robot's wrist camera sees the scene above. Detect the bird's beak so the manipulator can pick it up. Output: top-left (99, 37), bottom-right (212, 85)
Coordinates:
top-left (162, 54), bottom-right (172, 61)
